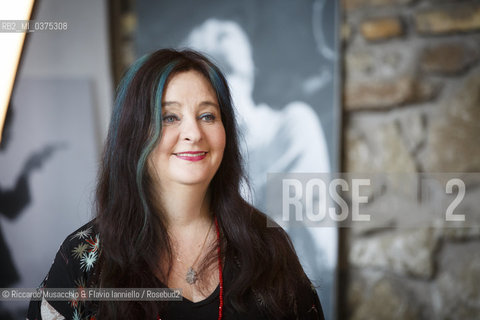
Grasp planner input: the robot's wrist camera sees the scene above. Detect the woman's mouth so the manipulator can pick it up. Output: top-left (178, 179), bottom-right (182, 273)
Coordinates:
top-left (174, 151), bottom-right (207, 161)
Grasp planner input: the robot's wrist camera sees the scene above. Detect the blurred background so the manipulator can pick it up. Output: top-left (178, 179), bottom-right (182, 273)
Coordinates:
top-left (1, 0), bottom-right (479, 319)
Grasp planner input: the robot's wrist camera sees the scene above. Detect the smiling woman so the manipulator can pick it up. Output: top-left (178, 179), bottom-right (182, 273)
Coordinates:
top-left (150, 70), bottom-right (226, 189)
top-left (26, 49), bottom-right (324, 320)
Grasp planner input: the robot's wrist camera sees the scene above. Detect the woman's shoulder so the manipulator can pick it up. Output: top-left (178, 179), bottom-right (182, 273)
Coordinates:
top-left (58, 219), bottom-right (100, 271)
top-left (249, 210), bottom-right (325, 319)
top-left (64, 219), bottom-right (98, 243)
top-left (54, 220), bottom-right (100, 263)
top-left (27, 220), bottom-right (100, 320)
top-left (44, 219), bottom-right (100, 280)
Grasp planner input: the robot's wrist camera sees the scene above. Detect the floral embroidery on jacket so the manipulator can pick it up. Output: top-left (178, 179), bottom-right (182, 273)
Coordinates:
top-left (27, 221), bottom-right (99, 320)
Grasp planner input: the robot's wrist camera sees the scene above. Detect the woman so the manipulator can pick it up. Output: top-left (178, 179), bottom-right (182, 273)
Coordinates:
top-left (27, 49), bottom-right (324, 319)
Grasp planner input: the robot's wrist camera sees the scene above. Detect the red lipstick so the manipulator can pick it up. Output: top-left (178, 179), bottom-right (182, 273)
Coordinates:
top-left (174, 151), bottom-right (207, 162)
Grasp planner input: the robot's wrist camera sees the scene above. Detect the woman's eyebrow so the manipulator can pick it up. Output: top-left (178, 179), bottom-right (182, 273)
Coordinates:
top-left (162, 101), bottom-right (219, 109)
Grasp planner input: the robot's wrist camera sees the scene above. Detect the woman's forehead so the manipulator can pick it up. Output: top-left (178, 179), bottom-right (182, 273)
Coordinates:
top-left (162, 70), bottom-right (218, 103)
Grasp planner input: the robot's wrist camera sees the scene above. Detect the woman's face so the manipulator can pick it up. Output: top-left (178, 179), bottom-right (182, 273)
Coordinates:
top-left (149, 70), bottom-right (226, 189)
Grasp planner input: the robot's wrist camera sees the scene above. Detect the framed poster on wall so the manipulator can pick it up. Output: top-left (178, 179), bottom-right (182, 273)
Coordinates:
top-left (136, 0), bottom-right (340, 318)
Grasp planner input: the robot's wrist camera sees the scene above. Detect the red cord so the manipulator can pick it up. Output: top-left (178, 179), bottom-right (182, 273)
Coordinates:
top-left (215, 216), bottom-right (223, 320)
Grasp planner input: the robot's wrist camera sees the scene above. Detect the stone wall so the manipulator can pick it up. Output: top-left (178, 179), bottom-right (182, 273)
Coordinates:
top-left (342, 0), bottom-right (480, 319)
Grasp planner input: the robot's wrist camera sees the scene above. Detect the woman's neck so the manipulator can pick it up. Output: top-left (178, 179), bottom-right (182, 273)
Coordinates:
top-left (154, 183), bottom-right (218, 300)
top-left (158, 183), bottom-right (213, 233)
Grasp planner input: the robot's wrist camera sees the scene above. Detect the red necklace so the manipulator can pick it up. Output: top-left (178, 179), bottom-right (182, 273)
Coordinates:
top-left (215, 216), bottom-right (223, 320)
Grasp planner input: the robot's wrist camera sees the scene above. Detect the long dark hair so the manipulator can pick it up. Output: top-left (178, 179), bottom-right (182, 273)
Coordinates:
top-left (94, 49), bottom-right (315, 319)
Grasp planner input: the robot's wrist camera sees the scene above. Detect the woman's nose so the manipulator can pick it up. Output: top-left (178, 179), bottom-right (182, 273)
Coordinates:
top-left (180, 116), bottom-right (202, 142)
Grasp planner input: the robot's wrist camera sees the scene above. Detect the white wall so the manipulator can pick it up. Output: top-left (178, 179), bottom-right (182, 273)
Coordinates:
top-left (19, 0), bottom-right (113, 143)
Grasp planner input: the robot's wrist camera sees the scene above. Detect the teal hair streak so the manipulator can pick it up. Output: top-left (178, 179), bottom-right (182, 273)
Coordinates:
top-left (207, 65), bottom-right (229, 108)
top-left (135, 61), bottom-right (178, 245)
top-left (107, 54), bottom-right (151, 192)
top-left (110, 53), bottom-right (151, 154)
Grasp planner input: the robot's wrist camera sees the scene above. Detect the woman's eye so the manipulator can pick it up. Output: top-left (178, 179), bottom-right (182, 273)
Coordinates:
top-left (162, 114), bottom-right (179, 123)
top-left (199, 113), bottom-right (216, 122)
